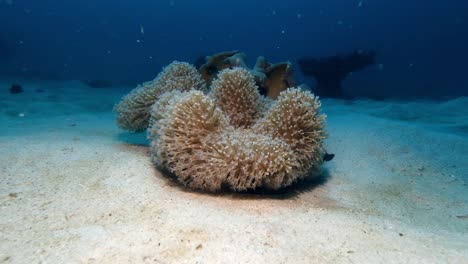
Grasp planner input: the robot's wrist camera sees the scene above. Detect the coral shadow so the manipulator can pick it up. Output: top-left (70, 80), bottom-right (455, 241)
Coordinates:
top-left (231, 169), bottom-right (331, 200)
top-left (156, 167), bottom-right (331, 200)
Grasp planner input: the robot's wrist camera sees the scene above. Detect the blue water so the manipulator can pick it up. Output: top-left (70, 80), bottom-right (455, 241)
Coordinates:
top-left (1, 0), bottom-right (467, 99)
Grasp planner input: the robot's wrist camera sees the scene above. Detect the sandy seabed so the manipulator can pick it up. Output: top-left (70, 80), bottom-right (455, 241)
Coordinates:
top-left (0, 79), bottom-right (467, 263)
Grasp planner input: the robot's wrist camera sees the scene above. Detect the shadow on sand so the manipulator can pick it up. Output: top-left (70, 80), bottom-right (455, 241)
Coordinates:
top-left (156, 166), bottom-right (331, 200)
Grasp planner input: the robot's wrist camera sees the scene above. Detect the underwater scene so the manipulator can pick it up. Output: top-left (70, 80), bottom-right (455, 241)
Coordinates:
top-left (1, 0), bottom-right (467, 263)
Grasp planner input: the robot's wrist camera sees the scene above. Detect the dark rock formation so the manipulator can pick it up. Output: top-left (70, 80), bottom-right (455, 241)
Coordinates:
top-left (298, 50), bottom-right (376, 98)
top-left (9, 84), bottom-right (23, 94)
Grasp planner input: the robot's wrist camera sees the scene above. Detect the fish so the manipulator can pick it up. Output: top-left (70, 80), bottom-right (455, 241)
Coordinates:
top-left (323, 152), bottom-right (335, 162)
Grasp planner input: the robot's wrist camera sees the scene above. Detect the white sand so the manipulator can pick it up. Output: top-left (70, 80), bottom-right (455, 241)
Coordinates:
top-left (0, 79), bottom-right (467, 263)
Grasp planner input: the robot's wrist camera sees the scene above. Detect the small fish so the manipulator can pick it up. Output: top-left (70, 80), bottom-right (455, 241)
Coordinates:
top-left (323, 152), bottom-right (335, 162)
top-left (456, 215), bottom-right (468, 219)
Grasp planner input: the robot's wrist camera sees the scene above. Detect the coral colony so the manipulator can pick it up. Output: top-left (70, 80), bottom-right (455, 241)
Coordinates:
top-left (114, 51), bottom-right (327, 192)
